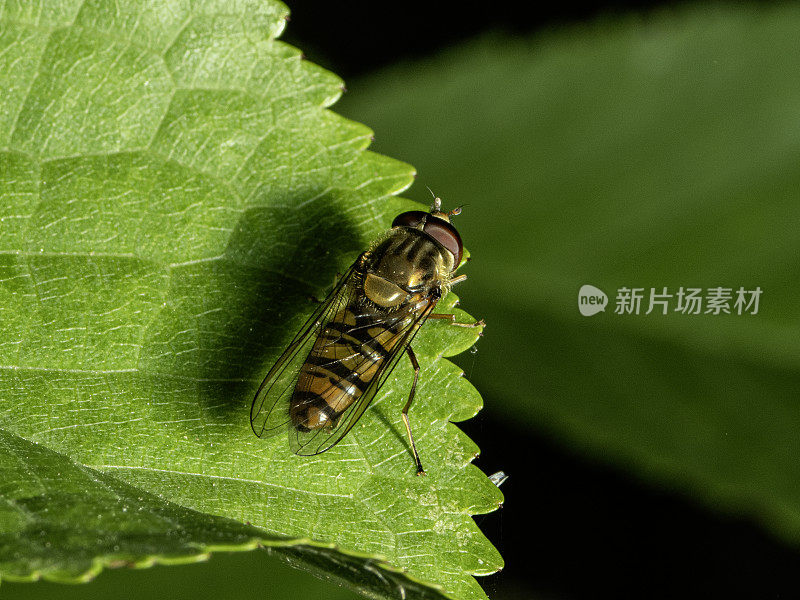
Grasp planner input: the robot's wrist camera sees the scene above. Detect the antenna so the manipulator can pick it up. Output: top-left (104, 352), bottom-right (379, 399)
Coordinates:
top-left (425, 186), bottom-right (442, 212)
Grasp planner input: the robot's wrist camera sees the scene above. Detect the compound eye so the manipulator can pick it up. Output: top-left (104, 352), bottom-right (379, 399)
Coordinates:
top-left (423, 219), bottom-right (463, 267)
top-left (392, 211), bottom-right (427, 228)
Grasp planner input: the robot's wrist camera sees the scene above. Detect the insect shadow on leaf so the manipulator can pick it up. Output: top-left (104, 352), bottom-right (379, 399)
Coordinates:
top-left (156, 196), bottom-right (365, 424)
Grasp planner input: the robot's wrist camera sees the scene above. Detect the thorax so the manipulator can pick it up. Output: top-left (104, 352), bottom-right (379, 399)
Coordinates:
top-left (360, 228), bottom-right (450, 309)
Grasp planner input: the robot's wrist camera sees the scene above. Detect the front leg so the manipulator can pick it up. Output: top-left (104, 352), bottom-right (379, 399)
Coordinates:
top-left (307, 270), bottom-right (345, 304)
top-left (428, 312), bottom-right (486, 329)
top-left (435, 274), bottom-right (484, 327)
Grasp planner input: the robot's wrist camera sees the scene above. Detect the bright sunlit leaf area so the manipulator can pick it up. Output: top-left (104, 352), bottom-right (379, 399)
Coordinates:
top-left (0, 2), bottom-right (503, 599)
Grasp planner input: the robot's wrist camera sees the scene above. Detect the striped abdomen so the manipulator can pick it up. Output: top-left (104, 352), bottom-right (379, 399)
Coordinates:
top-left (290, 302), bottom-right (408, 431)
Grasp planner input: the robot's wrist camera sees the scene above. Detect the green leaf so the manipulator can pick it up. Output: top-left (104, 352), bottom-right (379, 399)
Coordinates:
top-left (337, 5), bottom-right (800, 545)
top-left (0, 2), bottom-right (502, 599)
top-left (0, 427), bottom-right (437, 600)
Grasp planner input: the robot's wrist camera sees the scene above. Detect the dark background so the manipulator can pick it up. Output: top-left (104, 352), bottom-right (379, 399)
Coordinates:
top-left (283, 0), bottom-right (657, 78)
top-left (282, 2), bottom-right (800, 599)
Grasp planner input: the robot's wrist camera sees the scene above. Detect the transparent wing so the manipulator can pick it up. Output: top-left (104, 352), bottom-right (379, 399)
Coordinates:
top-left (249, 259), bottom-right (360, 438)
top-left (290, 296), bottom-right (438, 456)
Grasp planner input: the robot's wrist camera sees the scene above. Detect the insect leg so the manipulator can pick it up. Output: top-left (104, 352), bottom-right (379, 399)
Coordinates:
top-left (428, 313), bottom-right (486, 329)
top-left (308, 270), bottom-right (346, 303)
top-left (450, 274), bottom-right (467, 286)
top-left (402, 346), bottom-right (426, 476)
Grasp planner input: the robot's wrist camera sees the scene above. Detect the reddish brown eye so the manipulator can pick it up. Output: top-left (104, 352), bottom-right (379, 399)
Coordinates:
top-left (423, 219), bottom-right (463, 267)
top-left (391, 211), bottom-right (427, 228)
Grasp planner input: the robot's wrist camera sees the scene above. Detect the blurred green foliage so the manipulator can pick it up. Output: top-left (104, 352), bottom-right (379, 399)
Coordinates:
top-left (337, 4), bottom-right (800, 542)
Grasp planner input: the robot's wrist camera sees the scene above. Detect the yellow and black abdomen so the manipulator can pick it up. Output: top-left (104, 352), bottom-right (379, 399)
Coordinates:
top-left (289, 227), bottom-right (447, 433)
top-left (290, 301), bottom-right (406, 431)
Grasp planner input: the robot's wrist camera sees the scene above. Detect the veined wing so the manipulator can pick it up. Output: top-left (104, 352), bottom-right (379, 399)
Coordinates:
top-left (290, 294), bottom-right (438, 457)
top-left (249, 259), bottom-right (360, 438)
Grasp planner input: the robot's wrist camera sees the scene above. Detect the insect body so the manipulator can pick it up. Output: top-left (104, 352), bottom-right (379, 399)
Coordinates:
top-left (250, 197), bottom-right (480, 475)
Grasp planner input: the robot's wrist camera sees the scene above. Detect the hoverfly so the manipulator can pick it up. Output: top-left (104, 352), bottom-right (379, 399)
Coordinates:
top-left (250, 197), bottom-right (482, 475)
